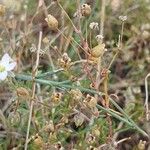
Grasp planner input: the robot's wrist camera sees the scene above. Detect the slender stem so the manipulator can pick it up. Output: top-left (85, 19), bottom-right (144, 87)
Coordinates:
top-left (57, 1), bottom-right (84, 42)
top-left (57, 2), bottom-right (77, 32)
top-left (76, 0), bottom-right (81, 32)
top-left (96, 104), bottom-right (132, 126)
top-left (100, 0), bottom-right (105, 37)
top-left (104, 73), bottom-right (113, 139)
top-left (144, 73), bottom-right (150, 121)
top-left (37, 69), bottom-right (64, 78)
top-left (96, 0), bottom-right (106, 91)
top-left (24, 31), bottom-right (42, 150)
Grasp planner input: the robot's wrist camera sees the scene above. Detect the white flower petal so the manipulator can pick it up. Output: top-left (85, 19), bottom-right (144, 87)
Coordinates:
top-left (0, 71), bottom-right (8, 80)
top-left (5, 62), bottom-right (16, 71)
top-left (0, 53), bottom-right (12, 67)
top-left (1, 53), bottom-right (12, 63)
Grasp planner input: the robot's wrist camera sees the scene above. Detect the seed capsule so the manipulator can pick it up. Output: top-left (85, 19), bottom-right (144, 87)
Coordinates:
top-left (45, 14), bottom-right (58, 31)
top-left (34, 135), bottom-right (44, 148)
top-left (90, 43), bottom-right (105, 58)
top-left (16, 87), bottom-right (30, 98)
top-left (81, 4), bottom-right (91, 16)
top-left (51, 92), bottom-right (62, 104)
top-left (83, 94), bottom-right (97, 109)
top-left (0, 4), bottom-right (6, 16)
top-left (74, 113), bottom-right (84, 127)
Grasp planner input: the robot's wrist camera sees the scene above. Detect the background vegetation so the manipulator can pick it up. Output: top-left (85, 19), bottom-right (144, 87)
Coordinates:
top-left (0, 0), bottom-right (150, 149)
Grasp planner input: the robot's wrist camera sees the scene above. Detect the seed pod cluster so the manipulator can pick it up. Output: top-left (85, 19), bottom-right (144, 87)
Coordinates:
top-left (58, 53), bottom-right (71, 69)
top-left (83, 94), bottom-right (97, 109)
top-left (70, 89), bottom-right (82, 101)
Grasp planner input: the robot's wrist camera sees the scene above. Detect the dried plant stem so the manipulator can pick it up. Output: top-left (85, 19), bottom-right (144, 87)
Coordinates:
top-left (24, 31), bottom-right (42, 150)
top-left (59, 11), bottom-right (65, 52)
top-left (115, 137), bottom-right (131, 146)
top-left (56, 28), bottom-right (88, 55)
top-left (57, 1), bottom-right (77, 32)
top-left (108, 20), bottom-right (124, 70)
top-left (100, 0), bottom-right (106, 37)
top-left (57, 1), bottom-right (84, 42)
top-left (76, 0), bottom-right (81, 31)
top-left (0, 110), bottom-right (7, 129)
top-left (96, 0), bottom-right (106, 91)
top-left (104, 73), bottom-right (113, 139)
top-left (120, 22), bottom-right (124, 47)
top-left (104, 75), bottom-right (109, 107)
top-left (145, 73), bottom-right (150, 121)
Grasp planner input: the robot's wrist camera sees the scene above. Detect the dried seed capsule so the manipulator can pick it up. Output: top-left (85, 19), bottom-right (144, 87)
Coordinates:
top-left (58, 53), bottom-right (71, 69)
top-left (45, 14), bottom-right (58, 31)
top-left (42, 37), bottom-right (50, 44)
top-left (44, 120), bottom-right (55, 132)
top-left (54, 142), bottom-right (64, 150)
top-left (0, 4), bottom-right (6, 16)
top-left (16, 87), bottom-right (30, 98)
top-left (83, 94), bottom-right (97, 109)
top-left (90, 43), bottom-right (105, 58)
top-left (86, 134), bottom-right (96, 144)
top-left (74, 113), bottom-right (84, 127)
top-left (70, 89), bottom-right (82, 101)
top-left (81, 4), bottom-right (91, 16)
top-left (51, 92), bottom-right (62, 104)
top-left (137, 140), bottom-right (146, 150)
top-left (34, 135), bottom-right (44, 148)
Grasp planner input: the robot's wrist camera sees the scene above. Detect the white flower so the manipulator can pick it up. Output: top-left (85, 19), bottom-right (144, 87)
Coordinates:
top-left (96, 34), bottom-right (104, 42)
top-left (89, 22), bottom-right (99, 30)
top-left (119, 15), bottom-right (127, 21)
top-left (0, 53), bottom-right (16, 81)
